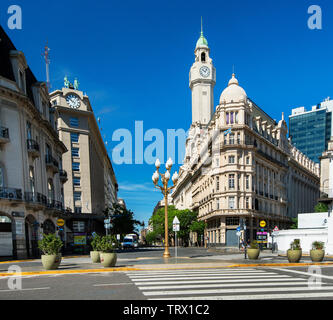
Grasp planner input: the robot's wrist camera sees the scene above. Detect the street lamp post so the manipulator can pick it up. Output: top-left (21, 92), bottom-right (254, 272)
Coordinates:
top-left (152, 158), bottom-right (178, 258)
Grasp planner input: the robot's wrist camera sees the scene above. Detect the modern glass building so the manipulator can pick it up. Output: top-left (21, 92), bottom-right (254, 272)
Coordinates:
top-left (289, 98), bottom-right (333, 163)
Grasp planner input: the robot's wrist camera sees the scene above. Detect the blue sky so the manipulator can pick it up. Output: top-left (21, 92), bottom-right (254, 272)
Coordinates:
top-left (1, 0), bottom-right (333, 226)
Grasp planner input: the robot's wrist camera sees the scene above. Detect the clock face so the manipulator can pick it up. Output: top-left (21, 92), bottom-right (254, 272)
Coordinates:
top-left (66, 94), bottom-right (80, 109)
top-left (200, 66), bottom-right (210, 78)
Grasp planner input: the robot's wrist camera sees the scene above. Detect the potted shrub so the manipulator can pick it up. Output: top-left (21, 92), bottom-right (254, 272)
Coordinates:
top-left (99, 235), bottom-right (117, 267)
top-left (247, 240), bottom-right (260, 260)
top-left (90, 234), bottom-right (102, 263)
top-left (287, 239), bottom-right (302, 263)
top-left (38, 233), bottom-right (63, 270)
top-left (310, 241), bottom-right (325, 262)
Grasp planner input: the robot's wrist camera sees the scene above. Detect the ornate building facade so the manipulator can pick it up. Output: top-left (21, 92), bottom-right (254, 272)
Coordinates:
top-left (0, 26), bottom-right (67, 258)
top-left (172, 28), bottom-right (320, 246)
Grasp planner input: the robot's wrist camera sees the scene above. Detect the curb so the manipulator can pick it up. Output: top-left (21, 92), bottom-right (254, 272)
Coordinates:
top-left (228, 262), bottom-right (333, 268)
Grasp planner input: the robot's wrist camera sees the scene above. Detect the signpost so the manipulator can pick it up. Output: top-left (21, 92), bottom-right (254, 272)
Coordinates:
top-left (173, 216), bottom-right (180, 260)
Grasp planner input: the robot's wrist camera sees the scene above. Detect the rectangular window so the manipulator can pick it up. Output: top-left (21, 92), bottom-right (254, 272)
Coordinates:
top-left (73, 177), bottom-right (81, 186)
top-left (73, 192), bottom-right (81, 201)
top-left (229, 134), bottom-right (234, 144)
top-left (216, 176), bottom-right (220, 191)
top-left (73, 220), bottom-right (84, 231)
top-left (72, 162), bottom-right (80, 172)
top-left (74, 207), bottom-right (82, 214)
top-left (228, 155), bottom-right (235, 164)
top-left (246, 156), bottom-right (250, 165)
top-left (71, 133), bottom-right (79, 143)
top-left (228, 174), bottom-right (235, 189)
top-left (70, 117), bottom-right (79, 127)
top-left (246, 175), bottom-right (250, 189)
top-left (72, 147), bottom-right (79, 157)
top-left (226, 217), bottom-right (239, 226)
top-left (228, 196), bottom-right (235, 209)
top-left (246, 197), bottom-right (249, 209)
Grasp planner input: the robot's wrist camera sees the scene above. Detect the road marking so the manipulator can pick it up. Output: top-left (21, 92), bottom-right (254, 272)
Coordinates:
top-left (0, 287), bottom-right (50, 293)
top-left (128, 275), bottom-right (291, 281)
top-left (94, 283), bottom-right (135, 287)
top-left (143, 285), bottom-right (333, 296)
top-left (133, 277), bottom-right (304, 285)
top-left (150, 292), bottom-right (333, 300)
top-left (273, 267), bottom-right (333, 281)
top-left (138, 281), bottom-right (309, 290)
top-left (125, 268), bottom-right (263, 275)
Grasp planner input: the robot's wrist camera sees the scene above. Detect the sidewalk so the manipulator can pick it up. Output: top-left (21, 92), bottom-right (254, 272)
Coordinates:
top-left (0, 250), bottom-right (333, 276)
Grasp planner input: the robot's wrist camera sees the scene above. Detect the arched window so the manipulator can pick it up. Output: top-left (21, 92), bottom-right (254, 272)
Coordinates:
top-left (201, 52), bottom-right (206, 62)
top-left (47, 179), bottom-right (54, 203)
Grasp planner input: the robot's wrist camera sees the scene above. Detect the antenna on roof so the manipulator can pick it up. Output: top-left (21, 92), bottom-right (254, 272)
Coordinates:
top-left (42, 41), bottom-right (51, 90)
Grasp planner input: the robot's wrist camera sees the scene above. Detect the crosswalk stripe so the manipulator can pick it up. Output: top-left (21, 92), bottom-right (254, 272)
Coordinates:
top-left (125, 268), bottom-right (259, 275)
top-left (138, 281), bottom-right (309, 290)
top-left (133, 278), bottom-right (305, 285)
top-left (143, 285), bottom-right (333, 296)
top-left (129, 275), bottom-right (291, 281)
top-left (126, 270), bottom-right (267, 277)
top-left (150, 292), bottom-right (333, 300)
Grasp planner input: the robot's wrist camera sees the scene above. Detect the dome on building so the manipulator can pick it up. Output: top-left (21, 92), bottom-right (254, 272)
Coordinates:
top-left (219, 74), bottom-right (247, 104)
top-left (196, 31), bottom-right (208, 49)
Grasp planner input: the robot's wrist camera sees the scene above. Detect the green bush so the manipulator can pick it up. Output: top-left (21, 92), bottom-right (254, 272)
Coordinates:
top-left (249, 240), bottom-right (259, 249)
top-left (38, 233), bottom-right (63, 255)
top-left (99, 235), bottom-right (117, 253)
top-left (91, 234), bottom-right (102, 251)
top-left (312, 241), bottom-right (324, 250)
top-left (290, 239), bottom-right (301, 250)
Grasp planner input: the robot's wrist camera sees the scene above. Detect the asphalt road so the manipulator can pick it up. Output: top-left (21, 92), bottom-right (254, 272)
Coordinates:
top-left (1, 265), bottom-right (333, 300)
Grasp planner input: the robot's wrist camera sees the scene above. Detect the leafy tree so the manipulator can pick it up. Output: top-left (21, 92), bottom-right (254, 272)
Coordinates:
top-left (315, 202), bottom-right (328, 213)
top-left (190, 220), bottom-right (206, 246)
top-left (145, 231), bottom-right (159, 245)
top-left (149, 205), bottom-right (198, 246)
top-left (104, 203), bottom-right (143, 239)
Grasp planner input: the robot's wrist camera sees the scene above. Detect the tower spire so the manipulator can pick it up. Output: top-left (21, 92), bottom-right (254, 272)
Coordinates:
top-left (201, 16), bottom-right (203, 35)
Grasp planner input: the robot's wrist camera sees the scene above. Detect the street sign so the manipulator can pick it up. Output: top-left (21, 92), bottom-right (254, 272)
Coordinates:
top-left (173, 216), bottom-right (180, 225)
top-left (260, 220), bottom-right (266, 228)
top-left (273, 226), bottom-right (279, 232)
top-left (57, 219), bottom-right (65, 227)
top-left (104, 218), bottom-right (110, 224)
top-left (173, 224), bottom-right (180, 232)
top-left (236, 226), bottom-right (241, 232)
top-left (236, 231), bottom-right (241, 237)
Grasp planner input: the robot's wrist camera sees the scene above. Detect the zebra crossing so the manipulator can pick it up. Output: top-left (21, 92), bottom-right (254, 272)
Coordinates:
top-left (125, 267), bottom-right (333, 300)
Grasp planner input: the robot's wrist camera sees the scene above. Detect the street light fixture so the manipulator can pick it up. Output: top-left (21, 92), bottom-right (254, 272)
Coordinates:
top-left (152, 157), bottom-right (178, 258)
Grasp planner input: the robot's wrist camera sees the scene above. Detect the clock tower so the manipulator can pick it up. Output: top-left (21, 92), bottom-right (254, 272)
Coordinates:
top-left (189, 22), bottom-right (216, 125)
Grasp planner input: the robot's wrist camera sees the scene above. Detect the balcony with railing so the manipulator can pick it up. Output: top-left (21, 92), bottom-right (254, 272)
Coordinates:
top-left (0, 187), bottom-right (22, 201)
top-left (59, 170), bottom-right (68, 183)
top-left (24, 192), bottom-right (47, 206)
top-left (46, 199), bottom-right (64, 212)
top-left (0, 127), bottom-right (9, 144)
top-left (220, 139), bottom-right (254, 149)
top-left (27, 139), bottom-right (40, 158)
top-left (45, 155), bottom-right (59, 174)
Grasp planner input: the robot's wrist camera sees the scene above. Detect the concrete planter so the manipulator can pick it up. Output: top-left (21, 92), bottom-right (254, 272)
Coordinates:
top-left (287, 249), bottom-right (302, 263)
top-left (41, 254), bottom-right (59, 270)
top-left (247, 248), bottom-right (260, 260)
top-left (310, 249), bottom-right (325, 262)
top-left (100, 252), bottom-right (117, 268)
top-left (90, 251), bottom-right (101, 263)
